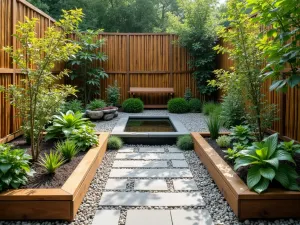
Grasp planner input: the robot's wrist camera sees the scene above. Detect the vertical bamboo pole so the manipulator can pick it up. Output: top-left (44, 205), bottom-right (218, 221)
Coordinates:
top-left (11, 0), bottom-right (17, 133)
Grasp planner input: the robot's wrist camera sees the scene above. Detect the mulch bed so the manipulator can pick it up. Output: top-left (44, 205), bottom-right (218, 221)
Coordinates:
top-left (9, 136), bottom-right (86, 189)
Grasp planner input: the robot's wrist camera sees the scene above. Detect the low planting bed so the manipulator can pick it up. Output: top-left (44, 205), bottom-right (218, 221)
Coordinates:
top-left (0, 132), bottom-right (109, 221)
top-left (191, 132), bottom-right (300, 220)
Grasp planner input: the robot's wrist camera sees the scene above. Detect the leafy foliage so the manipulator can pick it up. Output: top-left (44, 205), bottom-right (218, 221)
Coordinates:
top-left (61, 100), bottom-right (84, 114)
top-left (55, 140), bottom-right (79, 162)
top-left (206, 113), bottom-right (222, 140)
top-left (2, 10), bottom-right (82, 161)
top-left (223, 147), bottom-right (240, 161)
top-left (87, 100), bottom-right (106, 110)
top-left (230, 125), bottom-right (255, 146)
top-left (122, 98), bottom-right (144, 113)
top-left (68, 29), bottom-right (108, 106)
top-left (188, 98), bottom-right (202, 113)
top-left (184, 87), bottom-right (192, 101)
top-left (70, 126), bottom-right (98, 150)
top-left (167, 98), bottom-right (190, 114)
top-left (177, 135), bottom-right (194, 150)
top-left (46, 111), bottom-right (94, 140)
top-left (202, 102), bottom-right (220, 116)
top-left (166, 0), bottom-right (218, 96)
top-left (38, 151), bottom-right (65, 174)
top-left (216, 135), bottom-right (231, 148)
top-left (107, 136), bottom-right (123, 150)
top-left (277, 141), bottom-right (300, 156)
top-left (106, 80), bottom-right (121, 106)
top-left (234, 133), bottom-right (299, 193)
top-left (0, 144), bottom-right (34, 192)
top-left (248, 0), bottom-right (300, 92)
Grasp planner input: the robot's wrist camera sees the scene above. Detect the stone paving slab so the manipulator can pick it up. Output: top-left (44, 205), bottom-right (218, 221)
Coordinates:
top-left (118, 147), bottom-right (135, 153)
top-left (171, 160), bottom-right (189, 168)
top-left (134, 179), bottom-right (168, 191)
top-left (115, 153), bottom-right (185, 160)
top-left (171, 209), bottom-right (214, 225)
top-left (91, 210), bottom-right (120, 225)
top-left (126, 210), bottom-right (172, 225)
top-left (173, 179), bottom-right (198, 191)
top-left (139, 147), bottom-right (165, 153)
top-left (105, 179), bottom-right (128, 190)
top-left (168, 147), bottom-right (183, 153)
top-left (99, 192), bottom-right (205, 206)
top-left (113, 160), bottom-right (168, 168)
top-left (109, 169), bottom-right (193, 178)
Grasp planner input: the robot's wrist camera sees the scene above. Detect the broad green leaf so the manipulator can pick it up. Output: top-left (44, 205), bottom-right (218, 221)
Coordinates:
top-left (287, 74), bottom-right (300, 88)
top-left (275, 150), bottom-right (295, 164)
top-left (255, 147), bottom-right (268, 160)
top-left (259, 167), bottom-right (275, 181)
top-left (234, 157), bottom-right (256, 171)
top-left (275, 167), bottom-right (290, 188)
top-left (0, 164), bottom-right (12, 174)
top-left (253, 178), bottom-right (270, 194)
top-left (263, 133), bottom-right (278, 158)
top-left (263, 158), bottom-right (279, 169)
top-left (247, 166), bottom-right (261, 189)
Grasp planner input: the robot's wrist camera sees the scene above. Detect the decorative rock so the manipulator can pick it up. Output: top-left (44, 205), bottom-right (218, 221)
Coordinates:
top-left (103, 113), bottom-right (115, 121)
top-left (86, 110), bottom-right (104, 120)
top-left (114, 111), bottom-right (118, 118)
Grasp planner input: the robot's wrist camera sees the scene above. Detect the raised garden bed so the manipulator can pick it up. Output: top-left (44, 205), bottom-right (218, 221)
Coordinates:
top-left (0, 132), bottom-right (109, 221)
top-left (191, 132), bottom-right (300, 220)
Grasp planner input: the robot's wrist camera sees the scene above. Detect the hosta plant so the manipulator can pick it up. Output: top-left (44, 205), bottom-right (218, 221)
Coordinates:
top-left (234, 133), bottom-right (299, 193)
top-left (223, 148), bottom-right (240, 161)
top-left (38, 151), bottom-right (65, 174)
top-left (46, 110), bottom-right (93, 140)
top-left (55, 140), bottom-right (79, 162)
top-left (70, 126), bottom-right (98, 150)
top-left (0, 144), bottom-right (34, 192)
top-left (216, 135), bottom-right (231, 148)
top-left (230, 125), bottom-right (255, 146)
top-left (277, 140), bottom-right (300, 156)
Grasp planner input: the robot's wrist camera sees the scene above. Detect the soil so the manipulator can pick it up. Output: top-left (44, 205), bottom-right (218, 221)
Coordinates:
top-left (9, 136), bottom-right (86, 189)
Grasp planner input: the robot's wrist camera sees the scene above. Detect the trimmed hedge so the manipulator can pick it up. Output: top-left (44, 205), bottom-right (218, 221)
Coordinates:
top-left (122, 98), bottom-right (144, 113)
top-left (167, 98), bottom-right (190, 114)
top-left (188, 98), bottom-right (202, 113)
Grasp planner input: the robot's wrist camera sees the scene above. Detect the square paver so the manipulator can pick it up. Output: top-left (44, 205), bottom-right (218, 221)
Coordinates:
top-left (113, 160), bottom-right (168, 168)
top-left (99, 192), bottom-right (205, 206)
top-left (171, 160), bottom-right (189, 168)
top-left (115, 153), bottom-right (185, 160)
top-left (105, 179), bottom-right (128, 190)
top-left (173, 179), bottom-right (198, 191)
top-left (126, 210), bottom-right (172, 225)
top-left (134, 179), bottom-right (168, 191)
top-left (168, 147), bottom-right (183, 153)
top-left (118, 147), bottom-right (135, 153)
top-left (109, 169), bottom-right (193, 178)
top-left (91, 210), bottom-right (120, 225)
top-left (171, 209), bottom-right (214, 225)
top-left (139, 147), bottom-right (165, 153)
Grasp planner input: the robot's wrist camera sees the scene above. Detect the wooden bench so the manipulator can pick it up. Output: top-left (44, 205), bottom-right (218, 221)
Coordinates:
top-left (128, 87), bottom-right (174, 108)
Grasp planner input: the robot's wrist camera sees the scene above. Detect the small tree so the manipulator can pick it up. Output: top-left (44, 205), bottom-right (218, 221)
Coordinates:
top-left (2, 9), bottom-right (83, 161)
top-left (68, 29), bottom-right (108, 107)
top-left (213, 0), bottom-right (277, 141)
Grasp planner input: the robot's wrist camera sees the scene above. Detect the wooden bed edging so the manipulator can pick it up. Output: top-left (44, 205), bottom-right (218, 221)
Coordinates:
top-left (0, 132), bottom-right (109, 221)
top-left (192, 132), bottom-right (300, 220)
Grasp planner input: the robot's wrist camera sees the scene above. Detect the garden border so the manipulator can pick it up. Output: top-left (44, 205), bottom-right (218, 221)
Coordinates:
top-left (191, 132), bottom-right (300, 220)
top-left (0, 132), bottom-right (109, 221)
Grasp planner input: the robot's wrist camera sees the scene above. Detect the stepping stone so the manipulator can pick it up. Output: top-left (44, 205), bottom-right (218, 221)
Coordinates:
top-left (172, 160), bottom-right (189, 168)
top-left (139, 147), bottom-right (165, 153)
top-left (113, 160), bottom-right (168, 168)
top-left (173, 179), bottom-right (198, 191)
top-left (134, 179), bottom-right (168, 191)
top-left (126, 210), bottom-right (172, 225)
top-left (91, 210), bottom-right (120, 225)
top-left (105, 179), bottom-right (127, 190)
top-left (109, 169), bottom-right (193, 178)
top-left (115, 153), bottom-right (185, 160)
top-left (118, 147), bottom-right (135, 153)
top-left (171, 209), bottom-right (214, 225)
top-left (99, 192), bottom-right (205, 206)
top-left (168, 147), bottom-right (183, 153)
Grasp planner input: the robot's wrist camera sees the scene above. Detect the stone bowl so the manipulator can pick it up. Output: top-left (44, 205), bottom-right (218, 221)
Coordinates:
top-left (85, 110), bottom-right (104, 120)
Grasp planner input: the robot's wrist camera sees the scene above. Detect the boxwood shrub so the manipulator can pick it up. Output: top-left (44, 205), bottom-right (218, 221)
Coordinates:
top-left (107, 136), bottom-right (123, 150)
top-left (168, 98), bottom-right (190, 114)
top-left (177, 135), bottom-right (194, 150)
top-left (188, 98), bottom-right (202, 113)
top-left (122, 98), bottom-right (144, 113)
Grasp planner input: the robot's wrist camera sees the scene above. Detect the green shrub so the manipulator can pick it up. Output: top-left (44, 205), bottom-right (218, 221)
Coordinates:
top-left (184, 87), bottom-right (192, 101)
top-left (230, 125), bottom-right (255, 146)
top-left (206, 113), bottom-right (222, 139)
top-left (70, 126), bottom-right (98, 150)
top-left (107, 136), bottom-right (123, 150)
top-left (122, 98), bottom-right (144, 113)
top-left (202, 102), bottom-right (220, 116)
top-left (87, 99), bottom-right (106, 110)
top-left (216, 135), bottom-right (231, 148)
top-left (234, 133), bottom-right (299, 193)
top-left (38, 151), bottom-right (65, 174)
top-left (61, 100), bottom-right (83, 114)
top-left (106, 80), bottom-right (121, 106)
top-left (0, 144), bottom-right (34, 192)
top-left (188, 98), bottom-right (202, 113)
top-left (177, 135), bottom-right (194, 150)
top-left (55, 140), bottom-right (79, 162)
top-left (168, 98), bottom-right (190, 114)
top-left (46, 110), bottom-right (94, 140)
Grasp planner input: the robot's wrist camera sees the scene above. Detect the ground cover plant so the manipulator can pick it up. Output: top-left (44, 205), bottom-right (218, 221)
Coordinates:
top-left (107, 136), bottom-right (123, 150)
top-left (177, 135), bottom-right (194, 150)
top-left (216, 135), bottom-right (231, 148)
top-left (167, 98), bottom-right (190, 114)
top-left (38, 151), bottom-right (65, 174)
top-left (202, 102), bottom-right (220, 116)
top-left (122, 98), bottom-right (144, 113)
top-left (55, 140), bottom-right (79, 162)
